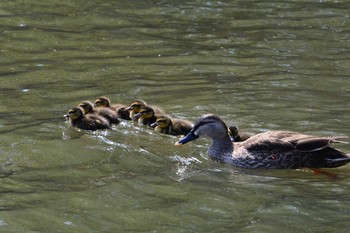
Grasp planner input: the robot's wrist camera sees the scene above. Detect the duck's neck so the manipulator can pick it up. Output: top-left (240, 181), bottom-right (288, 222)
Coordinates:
top-left (208, 136), bottom-right (233, 162)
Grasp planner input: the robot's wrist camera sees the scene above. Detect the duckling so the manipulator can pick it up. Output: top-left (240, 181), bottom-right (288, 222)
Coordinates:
top-left (78, 100), bottom-right (118, 124)
top-left (228, 125), bottom-right (253, 142)
top-left (64, 107), bottom-right (111, 131)
top-left (150, 115), bottom-right (193, 136)
top-left (175, 114), bottom-right (350, 169)
top-left (93, 96), bottom-right (131, 121)
top-left (133, 106), bottom-right (158, 126)
top-left (126, 100), bottom-right (164, 121)
top-left (78, 100), bottom-right (98, 115)
top-left (93, 97), bottom-right (120, 124)
top-left (114, 103), bottom-right (131, 121)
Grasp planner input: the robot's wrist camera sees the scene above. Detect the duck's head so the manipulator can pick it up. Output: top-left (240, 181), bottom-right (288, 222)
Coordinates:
top-left (64, 107), bottom-right (84, 120)
top-left (78, 101), bottom-right (94, 114)
top-left (150, 115), bottom-right (171, 128)
top-left (134, 106), bottom-right (155, 119)
top-left (94, 96), bottom-right (111, 107)
top-left (175, 114), bottom-right (228, 145)
top-left (126, 100), bottom-right (147, 113)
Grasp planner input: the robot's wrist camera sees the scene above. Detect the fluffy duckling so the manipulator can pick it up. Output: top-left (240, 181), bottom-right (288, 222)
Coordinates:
top-left (114, 103), bottom-right (131, 120)
top-left (78, 100), bottom-right (98, 115)
top-left (94, 96), bottom-right (131, 121)
top-left (78, 100), bottom-right (119, 124)
top-left (93, 97), bottom-right (121, 124)
top-left (228, 125), bottom-right (253, 142)
top-left (64, 107), bottom-right (111, 131)
top-left (133, 106), bottom-right (158, 126)
top-left (176, 114), bottom-right (350, 169)
top-left (126, 100), bottom-right (164, 121)
top-left (150, 115), bottom-right (193, 136)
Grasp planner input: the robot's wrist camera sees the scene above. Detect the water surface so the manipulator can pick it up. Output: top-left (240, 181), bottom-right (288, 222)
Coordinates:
top-left (0, 0), bottom-right (350, 232)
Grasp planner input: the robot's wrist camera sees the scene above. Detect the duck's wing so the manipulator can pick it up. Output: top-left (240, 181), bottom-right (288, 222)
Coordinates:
top-left (287, 136), bottom-right (348, 152)
top-left (242, 131), bottom-right (348, 152)
top-left (240, 132), bottom-right (295, 151)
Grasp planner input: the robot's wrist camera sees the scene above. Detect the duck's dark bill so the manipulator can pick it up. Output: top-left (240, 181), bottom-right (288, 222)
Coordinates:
top-left (175, 132), bottom-right (198, 146)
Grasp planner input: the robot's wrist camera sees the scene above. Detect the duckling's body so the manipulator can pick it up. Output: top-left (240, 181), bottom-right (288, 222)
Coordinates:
top-left (176, 114), bottom-right (350, 169)
top-left (151, 115), bottom-right (193, 136)
top-left (126, 100), bottom-right (164, 121)
top-left (113, 103), bottom-right (131, 120)
top-left (134, 106), bottom-right (158, 126)
top-left (228, 125), bottom-right (253, 142)
top-left (94, 97), bottom-right (121, 124)
top-left (64, 107), bottom-right (111, 131)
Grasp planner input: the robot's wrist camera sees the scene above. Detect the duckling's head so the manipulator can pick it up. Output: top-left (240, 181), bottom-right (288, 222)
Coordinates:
top-left (78, 101), bottom-right (94, 114)
top-left (94, 96), bottom-right (111, 107)
top-left (228, 126), bottom-right (239, 138)
top-left (175, 114), bottom-right (228, 145)
top-left (126, 100), bottom-right (147, 113)
top-left (150, 115), bottom-right (171, 128)
top-left (64, 107), bottom-right (84, 120)
top-left (134, 106), bottom-right (155, 119)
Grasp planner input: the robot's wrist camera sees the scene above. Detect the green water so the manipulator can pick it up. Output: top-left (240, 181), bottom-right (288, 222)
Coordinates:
top-left (0, 0), bottom-right (350, 232)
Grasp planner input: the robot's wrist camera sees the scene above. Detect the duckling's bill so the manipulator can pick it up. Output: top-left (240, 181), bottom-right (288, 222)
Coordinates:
top-left (175, 131), bottom-right (199, 146)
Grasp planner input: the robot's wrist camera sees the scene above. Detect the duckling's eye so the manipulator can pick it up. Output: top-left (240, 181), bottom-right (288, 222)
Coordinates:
top-left (141, 110), bottom-right (149, 114)
top-left (157, 119), bottom-right (166, 123)
top-left (132, 104), bottom-right (141, 109)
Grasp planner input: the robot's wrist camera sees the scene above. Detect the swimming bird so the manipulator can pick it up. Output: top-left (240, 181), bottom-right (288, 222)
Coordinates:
top-left (93, 97), bottom-right (121, 124)
top-left (133, 106), bottom-right (158, 126)
top-left (78, 100), bottom-right (101, 116)
top-left (94, 96), bottom-right (131, 121)
top-left (175, 114), bottom-right (350, 169)
top-left (126, 100), bottom-right (164, 121)
top-left (228, 125), bottom-right (253, 142)
top-left (150, 115), bottom-right (193, 136)
top-left (64, 107), bottom-right (111, 131)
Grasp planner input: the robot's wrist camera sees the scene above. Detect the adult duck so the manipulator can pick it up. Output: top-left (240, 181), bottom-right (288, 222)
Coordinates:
top-left (175, 114), bottom-right (350, 169)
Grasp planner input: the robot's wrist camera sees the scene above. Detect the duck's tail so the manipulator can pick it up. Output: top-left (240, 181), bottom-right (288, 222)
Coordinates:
top-left (325, 153), bottom-right (350, 168)
top-left (331, 136), bottom-right (349, 144)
